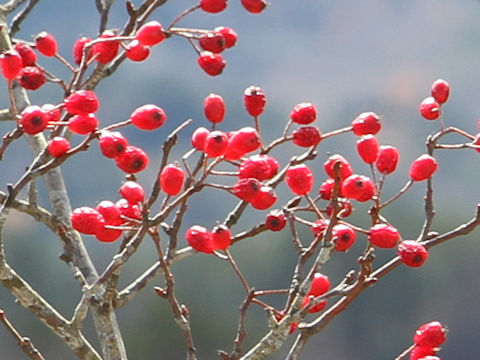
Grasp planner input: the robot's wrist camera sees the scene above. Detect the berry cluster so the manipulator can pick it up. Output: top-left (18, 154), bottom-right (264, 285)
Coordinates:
top-left (408, 321), bottom-right (447, 360)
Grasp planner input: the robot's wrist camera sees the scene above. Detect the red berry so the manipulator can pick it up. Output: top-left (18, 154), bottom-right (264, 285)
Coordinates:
top-left (250, 186), bottom-right (277, 210)
top-left (244, 86), bottom-right (266, 116)
top-left (135, 21), bottom-right (166, 46)
top-left (309, 273), bottom-right (331, 297)
top-left (319, 178), bottom-right (340, 200)
top-left (185, 225), bottom-right (214, 253)
top-left (197, 51), bottom-right (226, 76)
top-left (125, 40), bottom-right (150, 62)
top-left (290, 102), bottom-right (317, 124)
top-left (410, 346), bottom-right (437, 360)
top-left (0, 49), bottom-right (22, 80)
top-left (203, 93), bottom-right (226, 123)
top-left (331, 224), bottom-right (356, 251)
top-left (473, 134), bottom-right (480, 153)
top-left (119, 181), bottom-right (145, 204)
top-left (311, 219), bottom-right (328, 237)
top-left (200, 0), bottom-right (227, 13)
top-left (239, 155), bottom-right (278, 181)
top-left (191, 127), bottom-right (210, 151)
top-left (115, 145), bottom-right (149, 173)
top-left (35, 32), bottom-right (57, 57)
top-left (95, 225), bottom-right (123, 243)
top-left (116, 198), bottom-right (141, 221)
top-left (73, 37), bottom-right (93, 65)
top-left (64, 90), bottom-right (99, 115)
top-left (214, 26), bottom-right (238, 48)
top-left (233, 178), bottom-right (261, 202)
top-left (18, 66), bottom-right (46, 90)
top-left (376, 145), bottom-right (399, 175)
top-left (352, 112), bottom-right (381, 136)
top-left (285, 164), bottom-right (314, 196)
top-left (416, 357), bottom-right (441, 360)
top-left (14, 43), bottom-right (37, 67)
top-left (325, 199), bottom-right (353, 218)
top-left (204, 130), bottom-right (229, 157)
top-left (341, 174), bottom-right (375, 202)
top-left (265, 210), bottom-right (286, 231)
top-left (71, 207), bottom-right (104, 235)
top-left (292, 126), bottom-right (322, 147)
top-left (20, 106), bottom-right (49, 135)
top-left (47, 137), bottom-right (70, 158)
top-left (431, 79), bottom-right (450, 104)
top-left (98, 131), bottom-right (128, 158)
top-left (356, 135), bottom-right (379, 164)
top-left (323, 154), bottom-right (353, 180)
top-left (301, 295), bottom-right (327, 314)
top-left (369, 223), bottom-right (400, 248)
top-left (199, 32), bottom-right (226, 53)
top-left (419, 97), bottom-right (440, 120)
top-left (409, 154), bottom-right (438, 181)
top-left (68, 113), bottom-right (99, 135)
top-left (228, 127), bottom-right (261, 155)
top-left (92, 30), bottom-right (120, 64)
top-left (96, 200), bottom-right (123, 225)
top-left (414, 321), bottom-right (447, 348)
top-left (160, 164), bottom-right (185, 196)
top-left (130, 104), bottom-right (167, 130)
top-left (398, 240), bottom-right (429, 267)
top-left (241, 0), bottom-right (268, 13)
top-left (212, 224), bottom-right (231, 250)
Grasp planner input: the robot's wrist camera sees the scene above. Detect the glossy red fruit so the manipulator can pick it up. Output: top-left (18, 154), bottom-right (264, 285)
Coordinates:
top-left (398, 240), bottom-right (429, 267)
top-left (228, 127), bottom-right (261, 155)
top-left (250, 186), bottom-right (277, 210)
top-left (290, 102), bottom-right (317, 124)
top-left (309, 273), bottom-right (331, 297)
top-left (35, 32), bottom-right (57, 57)
top-left (409, 346), bottom-right (437, 360)
top-left (352, 112), bottom-right (381, 136)
top-left (419, 97), bottom-right (440, 120)
top-left (71, 207), bottom-right (104, 235)
top-left (368, 223), bottom-right (400, 248)
top-left (185, 225), bottom-right (214, 253)
top-left (0, 49), bottom-right (22, 80)
top-left (241, 0), bottom-right (268, 13)
top-left (20, 106), bottom-right (49, 135)
top-left (409, 154), bottom-right (438, 181)
top-left (14, 43), bottom-right (37, 67)
top-left (64, 90), bottom-right (99, 115)
top-left (265, 210), bottom-right (286, 231)
top-left (125, 40), bottom-right (150, 62)
top-left (204, 130), bottom-right (229, 157)
top-left (431, 79), bottom-right (450, 104)
top-left (18, 66), bottom-right (46, 90)
top-left (311, 219), bottom-right (328, 237)
top-left (376, 145), bottom-right (399, 175)
top-left (285, 164), bottom-right (314, 196)
top-left (292, 126), bottom-right (322, 147)
top-left (414, 321), bottom-right (447, 348)
top-left (323, 154), bottom-right (353, 180)
top-left (356, 135), bottom-right (379, 164)
top-left (73, 37), bottom-right (93, 65)
top-left (130, 104), bottom-right (166, 130)
top-left (119, 181), bottom-right (145, 204)
top-left (244, 86), bottom-right (266, 116)
top-left (204, 93), bottom-right (226, 123)
top-left (239, 155), bottom-right (278, 181)
top-left (116, 198), bottom-right (141, 221)
top-left (191, 127), bottom-right (210, 151)
top-left (68, 114), bottom-right (98, 135)
top-left (214, 26), bottom-right (238, 48)
top-left (197, 51), bottom-right (226, 76)
top-left (199, 32), bottom-right (226, 53)
top-left (96, 200), bottom-right (123, 225)
top-left (319, 178), bottom-right (341, 200)
top-left (115, 145), bottom-right (149, 173)
top-left (211, 224), bottom-right (231, 250)
top-left (233, 178), bottom-right (261, 202)
top-left (92, 30), bottom-right (120, 64)
top-left (160, 164), bottom-right (185, 196)
top-left (200, 0), bottom-right (227, 13)
top-left (41, 104), bottom-right (61, 124)
top-left (341, 174), bottom-right (375, 202)
top-left (47, 137), bottom-right (70, 158)
top-left (95, 225), bottom-right (123, 243)
top-left (331, 224), bottom-right (356, 251)
top-left (98, 131), bottom-right (128, 158)
top-left (135, 21), bottom-right (166, 46)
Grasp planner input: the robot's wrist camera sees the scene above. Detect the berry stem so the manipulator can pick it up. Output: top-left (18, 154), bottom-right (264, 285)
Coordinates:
top-left (379, 180), bottom-right (413, 209)
top-left (167, 5), bottom-right (201, 31)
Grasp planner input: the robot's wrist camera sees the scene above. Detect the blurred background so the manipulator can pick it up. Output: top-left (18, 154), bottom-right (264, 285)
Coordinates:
top-left (1, 0), bottom-right (480, 359)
